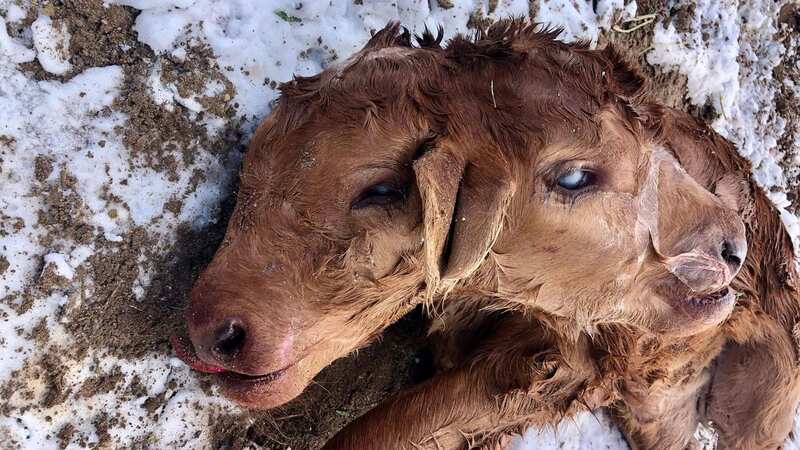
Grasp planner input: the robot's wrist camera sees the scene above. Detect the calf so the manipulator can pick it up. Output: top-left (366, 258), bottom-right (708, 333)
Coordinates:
top-left (177, 20), bottom-right (800, 449)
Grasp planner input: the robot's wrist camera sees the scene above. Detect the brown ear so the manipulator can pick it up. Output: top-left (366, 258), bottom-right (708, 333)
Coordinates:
top-left (413, 144), bottom-right (514, 295)
top-left (601, 45), bottom-right (648, 100)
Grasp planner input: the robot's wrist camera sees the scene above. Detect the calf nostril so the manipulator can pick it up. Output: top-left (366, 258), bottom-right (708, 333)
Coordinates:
top-left (212, 319), bottom-right (246, 359)
top-left (721, 240), bottom-right (743, 268)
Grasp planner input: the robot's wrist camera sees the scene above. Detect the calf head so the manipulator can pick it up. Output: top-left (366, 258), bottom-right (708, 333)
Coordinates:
top-left (180, 21), bottom-right (747, 408)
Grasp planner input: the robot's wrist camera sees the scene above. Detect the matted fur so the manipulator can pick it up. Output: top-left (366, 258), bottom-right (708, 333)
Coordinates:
top-left (182, 19), bottom-right (800, 450)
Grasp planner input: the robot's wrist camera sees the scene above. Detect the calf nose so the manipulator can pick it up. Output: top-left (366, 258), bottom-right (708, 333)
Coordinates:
top-left (665, 224), bottom-right (747, 294)
top-left (211, 318), bottom-right (247, 360)
top-left (720, 238), bottom-right (746, 271)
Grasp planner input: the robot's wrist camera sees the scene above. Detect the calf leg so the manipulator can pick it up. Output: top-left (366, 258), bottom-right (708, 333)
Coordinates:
top-left (324, 314), bottom-right (601, 450)
top-left (611, 369), bottom-right (709, 450)
top-left (703, 324), bottom-right (800, 450)
top-left (323, 362), bottom-right (599, 450)
top-left (321, 366), bottom-right (500, 450)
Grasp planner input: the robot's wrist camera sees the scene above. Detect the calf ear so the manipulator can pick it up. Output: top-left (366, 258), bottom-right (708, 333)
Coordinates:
top-left (640, 104), bottom-right (752, 210)
top-left (413, 144), bottom-right (514, 295)
top-left (413, 148), bottom-right (463, 293)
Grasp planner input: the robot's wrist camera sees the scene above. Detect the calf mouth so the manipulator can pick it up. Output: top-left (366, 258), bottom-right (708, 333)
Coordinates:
top-left (685, 287), bottom-right (732, 309)
top-left (218, 366), bottom-right (290, 388)
top-left (170, 335), bottom-right (291, 388)
top-left (656, 281), bottom-right (736, 322)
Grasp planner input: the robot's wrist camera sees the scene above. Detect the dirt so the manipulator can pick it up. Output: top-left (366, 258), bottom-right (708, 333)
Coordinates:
top-left (13, 0), bottom-right (144, 81)
top-left (27, 318), bottom-right (50, 346)
top-left (34, 168), bottom-right (94, 248)
top-left (437, 0), bottom-right (454, 10)
top-left (56, 423), bottom-right (76, 450)
top-left (0, 255), bottom-right (10, 275)
top-left (114, 44), bottom-right (244, 178)
top-left (39, 351), bottom-right (71, 409)
top-left (78, 366), bottom-right (125, 398)
top-left (467, 9), bottom-right (494, 31)
top-left (158, 43), bottom-right (237, 118)
top-left (5, 1), bottom-right (798, 449)
top-left (34, 156), bottom-right (54, 182)
top-left (114, 62), bottom-right (225, 176)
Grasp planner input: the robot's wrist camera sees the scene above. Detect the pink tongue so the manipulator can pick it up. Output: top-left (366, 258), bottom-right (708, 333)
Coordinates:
top-left (170, 335), bottom-right (227, 374)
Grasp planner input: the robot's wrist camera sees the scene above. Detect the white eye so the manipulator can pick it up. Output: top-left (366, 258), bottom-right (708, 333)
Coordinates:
top-left (556, 169), bottom-right (595, 190)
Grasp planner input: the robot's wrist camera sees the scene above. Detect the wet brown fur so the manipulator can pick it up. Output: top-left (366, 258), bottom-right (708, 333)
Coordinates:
top-left (184, 20), bottom-right (800, 450)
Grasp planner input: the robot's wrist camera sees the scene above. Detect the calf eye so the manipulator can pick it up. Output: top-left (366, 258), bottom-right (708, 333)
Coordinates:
top-left (352, 182), bottom-right (405, 209)
top-left (556, 168), bottom-right (596, 191)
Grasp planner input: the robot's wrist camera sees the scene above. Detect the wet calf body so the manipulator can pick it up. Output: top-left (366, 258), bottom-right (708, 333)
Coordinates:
top-left (177, 20), bottom-right (800, 449)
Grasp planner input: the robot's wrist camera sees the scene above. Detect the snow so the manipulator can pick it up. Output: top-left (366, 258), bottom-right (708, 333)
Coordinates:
top-left (509, 412), bottom-right (629, 449)
top-left (145, 62), bottom-right (176, 109)
top-left (0, 3), bottom-right (237, 445)
top-left (0, 16), bottom-right (35, 63)
top-left (534, 0), bottom-right (637, 45)
top-left (648, 1), bottom-right (740, 113)
top-left (31, 14), bottom-right (73, 75)
top-left (1, 0), bottom-right (798, 448)
top-left (43, 253), bottom-right (75, 281)
top-left (0, 59), bottom-right (123, 298)
top-left (110, 0), bottom-right (546, 126)
top-left (4, 3), bottom-right (25, 23)
top-left (0, 351), bottom-right (235, 449)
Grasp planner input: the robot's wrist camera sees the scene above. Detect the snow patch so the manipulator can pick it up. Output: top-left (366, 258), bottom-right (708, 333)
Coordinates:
top-left (0, 16), bottom-right (35, 63)
top-left (509, 411), bottom-right (629, 450)
top-left (1, 351), bottom-right (237, 449)
top-left (111, 0), bottom-right (640, 125)
top-left (533, 0), bottom-right (637, 46)
top-left (2, 3), bottom-right (27, 23)
top-left (31, 14), bottom-right (73, 75)
top-left (647, 1), bottom-right (739, 112)
top-left (43, 253), bottom-right (75, 280)
top-left (0, 21), bottom-right (241, 446)
top-left (145, 62), bottom-right (176, 109)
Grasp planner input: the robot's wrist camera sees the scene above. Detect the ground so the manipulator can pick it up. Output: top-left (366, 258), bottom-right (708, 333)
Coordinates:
top-left (0, 0), bottom-right (798, 449)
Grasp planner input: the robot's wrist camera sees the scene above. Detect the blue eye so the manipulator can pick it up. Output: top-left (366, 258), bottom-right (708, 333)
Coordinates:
top-left (556, 169), bottom-right (596, 190)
